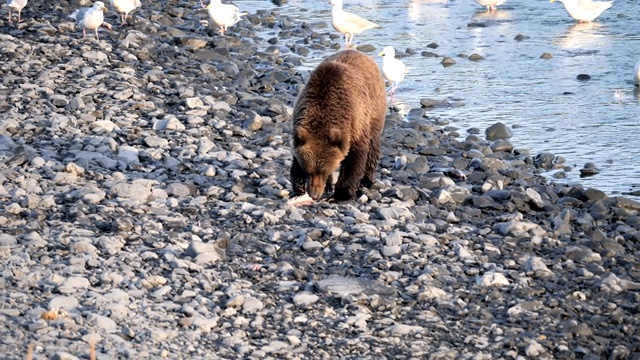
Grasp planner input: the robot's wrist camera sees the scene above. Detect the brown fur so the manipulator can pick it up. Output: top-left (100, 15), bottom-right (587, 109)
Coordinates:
top-left (290, 50), bottom-right (387, 201)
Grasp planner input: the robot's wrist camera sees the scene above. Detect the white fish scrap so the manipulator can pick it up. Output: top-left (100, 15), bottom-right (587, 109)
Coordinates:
top-left (286, 193), bottom-right (315, 207)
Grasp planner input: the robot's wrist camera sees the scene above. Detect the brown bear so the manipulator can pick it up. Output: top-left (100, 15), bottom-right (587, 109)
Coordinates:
top-left (290, 49), bottom-right (387, 202)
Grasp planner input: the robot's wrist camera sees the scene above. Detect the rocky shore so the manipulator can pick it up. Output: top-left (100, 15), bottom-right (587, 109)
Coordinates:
top-left (1, 1), bottom-right (640, 359)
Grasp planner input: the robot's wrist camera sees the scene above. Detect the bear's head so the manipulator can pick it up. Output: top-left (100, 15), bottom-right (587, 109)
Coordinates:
top-left (293, 126), bottom-right (349, 199)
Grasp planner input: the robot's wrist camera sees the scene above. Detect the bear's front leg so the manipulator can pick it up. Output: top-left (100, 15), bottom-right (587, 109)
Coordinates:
top-left (290, 158), bottom-right (308, 196)
top-left (333, 145), bottom-right (367, 202)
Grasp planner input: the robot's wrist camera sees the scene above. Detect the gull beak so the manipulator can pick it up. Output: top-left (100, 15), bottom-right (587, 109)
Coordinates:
top-left (206, 3), bottom-right (211, 9)
top-left (378, 51), bottom-right (385, 57)
top-left (102, 7), bottom-right (108, 12)
top-left (549, 0), bottom-right (555, 2)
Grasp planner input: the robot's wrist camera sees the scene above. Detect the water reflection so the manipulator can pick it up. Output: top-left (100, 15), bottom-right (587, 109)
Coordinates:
top-left (471, 9), bottom-right (513, 21)
top-left (406, 0), bottom-right (449, 24)
top-left (556, 22), bottom-right (605, 49)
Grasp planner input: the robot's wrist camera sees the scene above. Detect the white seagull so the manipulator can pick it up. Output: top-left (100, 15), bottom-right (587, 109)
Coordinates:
top-left (206, 0), bottom-right (246, 35)
top-left (550, 0), bottom-right (613, 22)
top-left (378, 46), bottom-right (408, 102)
top-left (110, 0), bottom-right (141, 26)
top-left (473, 0), bottom-right (506, 12)
top-left (69, 1), bottom-right (108, 40)
top-left (329, 0), bottom-right (378, 48)
top-left (6, 0), bottom-right (28, 23)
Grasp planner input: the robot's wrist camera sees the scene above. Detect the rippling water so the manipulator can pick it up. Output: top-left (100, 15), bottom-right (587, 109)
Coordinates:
top-left (241, 0), bottom-right (640, 198)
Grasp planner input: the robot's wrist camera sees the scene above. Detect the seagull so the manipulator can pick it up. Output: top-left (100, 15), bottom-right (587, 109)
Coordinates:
top-left (634, 59), bottom-right (640, 87)
top-left (378, 46), bottom-right (408, 102)
top-left (473, 0), bottom-right (506, 12)
top-left (110, 0), bottom-right (141, 26)
top-left (69, 2), bottom-right (108, 40)
top-left (329, 0), bottom-right (378, 48)
top-left (206, 0), bottom-right (246, 35)
top-left (550, 0), bottom-right (613, 22)
top-left (6, 0), bottom-right (27, 23)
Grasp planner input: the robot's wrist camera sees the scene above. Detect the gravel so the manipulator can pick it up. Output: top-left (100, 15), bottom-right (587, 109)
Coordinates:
top-left (1, 1), bottom-right (640, 359)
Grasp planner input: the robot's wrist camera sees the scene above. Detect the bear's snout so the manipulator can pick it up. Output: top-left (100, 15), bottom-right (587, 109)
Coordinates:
top-left (307, 175), bottom-right (327, 200)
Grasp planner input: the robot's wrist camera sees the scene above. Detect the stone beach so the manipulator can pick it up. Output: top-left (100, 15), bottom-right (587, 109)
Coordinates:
top-left (1, 0), bottom-right (640, 359)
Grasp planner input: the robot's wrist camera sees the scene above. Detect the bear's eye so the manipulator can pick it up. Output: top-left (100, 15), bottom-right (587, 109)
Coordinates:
top-left (328, 128), bottom-right (347, 152)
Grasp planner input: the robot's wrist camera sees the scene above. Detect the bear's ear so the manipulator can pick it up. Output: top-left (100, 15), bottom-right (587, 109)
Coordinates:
top-left (328, 128), bottom-right (347, 150)
top-left (294, 127), bottom-right (308, 145)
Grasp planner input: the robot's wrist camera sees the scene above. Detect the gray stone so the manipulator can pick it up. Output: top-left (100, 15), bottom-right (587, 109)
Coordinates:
top-left (49, 296), bottom-right (79, 311)
top-left (292, 292), bottom-right (319, 306)
top-left (87, 313), bottom-right (118, 333)
top-left (0, 234), bottom-right (17, 246)
top-left (82, 51), bottom-right (109, 62)
top-left (184, 241), bottom-right (225, 264)
top-left (50, 352), bottom-right (80, 360)
top-left (145, 136), bottom-right (169, 148)
top-left (242, 297), bottom-right (264, 314)
top-left (166, 182), bottom-right (195, 197)
top-left (485, 122), bottom-right (513, 140)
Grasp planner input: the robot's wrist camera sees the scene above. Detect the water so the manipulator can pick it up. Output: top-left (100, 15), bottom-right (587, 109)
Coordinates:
top-left (241, 0), bottom-right (640, 198)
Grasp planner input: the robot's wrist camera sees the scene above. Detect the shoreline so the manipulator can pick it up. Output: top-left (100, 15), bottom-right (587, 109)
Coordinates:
top-left (1, 1), bottom-right (640, 359)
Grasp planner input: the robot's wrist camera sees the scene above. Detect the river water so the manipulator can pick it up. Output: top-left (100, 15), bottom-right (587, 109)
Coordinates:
top-left (240, 0), bottom-right (640, 198)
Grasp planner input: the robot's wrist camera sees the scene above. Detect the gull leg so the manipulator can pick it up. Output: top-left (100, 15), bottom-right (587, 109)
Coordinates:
top-left (121, 13), bottom-right (127, 26)
top-left (83, 28), bottom-right (87, 38)
top-left (95, 28), bottom-right (100, 40)
top-left (388, 82), bottom-right (398, 103)
top-left (17, 10), bottom-right (22, 23)
top-left (387, 82), bottom-right (397, 95)
top-left (7, 10), bottom-right (13, 23)
top-left (200, 0), bottom-right (206, 8)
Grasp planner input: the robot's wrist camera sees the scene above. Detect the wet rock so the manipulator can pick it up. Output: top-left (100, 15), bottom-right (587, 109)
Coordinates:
top-left (490, 139), bottom-right (513, 153)
top-left (485, 122), bottom-right (513, 140)
top-left (420, 98), bottom-right (450, 108)
top-left (441, 57), bottom-right (456, 67)
top-left (533, 152), bottom-right (556, 170)
top-left (580, 162), bottom-right (600, 177)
